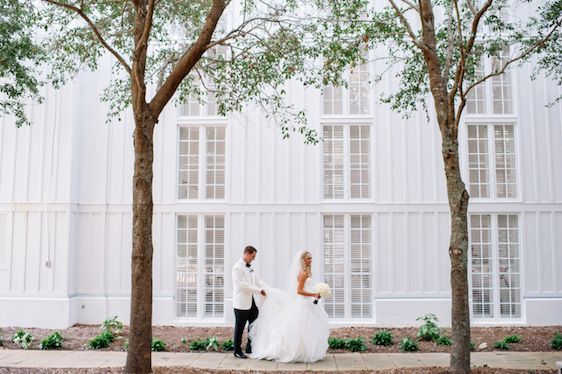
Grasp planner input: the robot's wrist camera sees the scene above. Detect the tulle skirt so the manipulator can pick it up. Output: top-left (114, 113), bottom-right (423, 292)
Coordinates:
top-left (248, 287), bottom-right (329, 363)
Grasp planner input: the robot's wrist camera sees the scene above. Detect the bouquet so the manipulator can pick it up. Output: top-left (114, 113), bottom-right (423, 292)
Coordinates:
top-left (312, 282), bottom-right (332, 304)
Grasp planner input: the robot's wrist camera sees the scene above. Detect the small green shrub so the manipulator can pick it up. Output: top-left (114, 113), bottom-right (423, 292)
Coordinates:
top-left (123, 340), bottom-right (129, 351)
top-left (372, 330), bottom-right (394, 346)
top-left (101, 316), bottom-right (123, 336)
top-left (12, 329), bottom-right (35, 350)
top-left (181, 337), bottom-right (187, 345)
top-left (416, 313), bottom-right (441, 341)
top-left (40, 332), bottom-right (64, 350)
top-left (88, 331), bottom-right (114, 350)
top-left (494, 340), bottom-right (510, 350)
top-left (220, 339), bottom-right (234, 351)
top-left (503, 335), bottom-right (521, 344)
top-left (151, 338), bottom-right (166, 352)
top-left (436, 336), bottom-right (452, 346)
top-left (206, 337), bottom-right (219, 351)
top-left (345, 337), bottom-right (368, 352)
top-left (328, 337), bottom-right (347, 349)
top-left (470, 341), bottom-right (476, 351)
top-left (189, 338), bottom-right (208, 351)
top-left (399, 337), bottom-right (419, 352)
top-left (0, 328), bottom-right (4, 347)
top-left (551, 332), bottom-right (562, 350)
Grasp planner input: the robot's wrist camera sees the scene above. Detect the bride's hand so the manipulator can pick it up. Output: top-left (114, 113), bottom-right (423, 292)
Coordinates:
top-left (316, 293), bottom-right (321, 299)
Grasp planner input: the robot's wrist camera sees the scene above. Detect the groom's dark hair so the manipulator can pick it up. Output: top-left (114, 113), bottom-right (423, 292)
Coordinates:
top-left (244, 245), bottom-right (258, 254)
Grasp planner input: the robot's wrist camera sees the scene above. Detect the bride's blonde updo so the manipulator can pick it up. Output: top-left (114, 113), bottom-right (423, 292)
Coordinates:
top-left (301, 251), bottom-right (312, 278)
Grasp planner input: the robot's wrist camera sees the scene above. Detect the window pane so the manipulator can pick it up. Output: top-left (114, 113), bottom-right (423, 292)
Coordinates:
top-left (204, 215), bottom-right (225, 318)
top-left (498, 214), bottom-right (521, 318)
top-left (470, 214), bottom-right (494, 318)
top-left (323, 215), bottom-right (345, 318)
top-left (178, 127), bottom-right (199, 199)
top-left (323, 126), bottom-right (344, 199)
top-left (350, 215), bottom-right (372, 318)
top-left (494, 124), bottom-right (517, 198)
top-left (349, 51), bottom-right (370, 115)
top-left (349, 125), bottom-right (371, 199)
top-left (206, 126), bottom-right (226, 199)
top-left (176, 215), bottom-right (198, 317)
top-left (467, 125), bottom-right (490, 198)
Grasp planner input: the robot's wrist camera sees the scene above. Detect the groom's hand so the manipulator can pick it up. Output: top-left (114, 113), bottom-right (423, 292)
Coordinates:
top-left (260, 289), bottom-right (266, 296)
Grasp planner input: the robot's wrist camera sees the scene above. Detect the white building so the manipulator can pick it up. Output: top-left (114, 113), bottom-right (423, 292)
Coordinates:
top-left (0, 43), bottom-right (561, 329)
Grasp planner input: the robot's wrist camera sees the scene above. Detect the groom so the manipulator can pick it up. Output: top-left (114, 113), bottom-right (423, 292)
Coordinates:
top-left (232, 245), bottom-right (267, 358)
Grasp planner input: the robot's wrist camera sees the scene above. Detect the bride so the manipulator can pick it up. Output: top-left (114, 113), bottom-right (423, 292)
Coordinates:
top-left (248, 250), bottom-right (329, 363)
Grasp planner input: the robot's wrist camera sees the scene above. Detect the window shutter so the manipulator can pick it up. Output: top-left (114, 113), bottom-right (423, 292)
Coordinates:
top-left (176, 215), bottom-right (198, 317)
top-left (178, 127), bottom-right (200, 199)
top-left (323, 85), bottom-right (343, 115)
top-left (204, 215), bottom-right (225, 318)
top-left (467, 125), bottom-right (490, 198)
top-left (497, 214), bottom-right (521, 318)
top-left (349, 54), bottom-right (370, 115)
top-left (491, 48), bottom-right (513, 114)
top-left (494, 124), bottom-right (517, 198)
top-left (466, 62), bottom-right (487, 114)
top-left (470, 214), bottom-right (494, 318)
top-left (349, 125), bottom-right (370, 198)
top-left (350, 215), bottom-right (372, 318)
top-left (323, 125), bottom-right (344, 199)
top-left (323, 215), bottom-right (345, 318)
top-left (206, 126), bottom-right (226, 199)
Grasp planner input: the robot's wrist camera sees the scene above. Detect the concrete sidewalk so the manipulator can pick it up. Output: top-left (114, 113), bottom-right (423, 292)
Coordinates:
top-left (0, 350), bottom-right (561, 371)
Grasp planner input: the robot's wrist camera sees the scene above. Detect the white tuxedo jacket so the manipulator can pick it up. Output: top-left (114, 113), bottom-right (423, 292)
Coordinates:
top-left (232, 259), bottom-right (268, 310)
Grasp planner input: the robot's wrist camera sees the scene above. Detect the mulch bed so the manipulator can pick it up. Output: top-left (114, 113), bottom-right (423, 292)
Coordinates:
top-left (1, 325), bottom-right (561, 353)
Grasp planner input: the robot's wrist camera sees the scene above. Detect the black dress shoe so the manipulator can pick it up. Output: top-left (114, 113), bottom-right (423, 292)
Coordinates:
top-left (234, 352), bottom-right (248, 359)
top-left (245, 347), bottom-right (252, 354)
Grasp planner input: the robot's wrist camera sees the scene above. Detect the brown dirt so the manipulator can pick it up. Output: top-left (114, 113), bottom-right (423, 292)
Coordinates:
top-left (1, 325), bottom-right (561, 353)
top-left (0, 368), bottom-right (556, 374)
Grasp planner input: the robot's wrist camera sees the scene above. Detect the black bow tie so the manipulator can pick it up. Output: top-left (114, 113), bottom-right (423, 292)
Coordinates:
top-left (245, 263), bottom-right (251, 268)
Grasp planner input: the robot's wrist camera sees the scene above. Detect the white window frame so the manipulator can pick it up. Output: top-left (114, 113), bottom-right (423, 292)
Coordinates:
top-left (468, 213), bottom-right (524, 322)
top-left (321, 213), bottom-right (374, 321)
top-left (321, 52), bottom-right (373, 118)
top-left (177, 45), bottom-right (228, 118)
top-left (321, 121), bottom-right (373, 201)
top-left (175, 214), bottom-right (225, 321)
top-left (465, 46), bottom-right (517, 118)
top-left (177, 123), bottom-right (227, 201)
top-left (465, 122), bottom-right (520, 201)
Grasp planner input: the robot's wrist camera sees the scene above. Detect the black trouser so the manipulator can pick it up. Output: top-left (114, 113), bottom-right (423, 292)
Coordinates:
top-left (233, 297), bottom-right (259, 354)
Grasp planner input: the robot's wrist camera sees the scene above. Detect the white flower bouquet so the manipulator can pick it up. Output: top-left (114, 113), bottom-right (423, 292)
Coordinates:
top-left (312, 282), bottom-right (332, 304)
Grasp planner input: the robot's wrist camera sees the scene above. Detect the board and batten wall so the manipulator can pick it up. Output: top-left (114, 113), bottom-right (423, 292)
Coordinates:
top-left (0, 53), bottom-right (561, 328)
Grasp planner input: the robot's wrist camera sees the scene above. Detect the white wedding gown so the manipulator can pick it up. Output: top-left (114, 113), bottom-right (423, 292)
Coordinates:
top-left (248, 277), bottom-right (329, 363)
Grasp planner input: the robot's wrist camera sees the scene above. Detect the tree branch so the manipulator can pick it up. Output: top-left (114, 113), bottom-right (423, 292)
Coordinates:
top-left (135, 0), bottom-right (156, 55)
top-left (149, 0), bottom-right (226, 116)
top-left (399, 0), bottom-right (419, 13)
top-left (444, 1), bottom-right (456, 76)
top-left (42, 0), bottom-right (131, 74)
top-left (387, 0), bottom-right (425, 50)
top-left (464, 17), bottom-right (562, 98)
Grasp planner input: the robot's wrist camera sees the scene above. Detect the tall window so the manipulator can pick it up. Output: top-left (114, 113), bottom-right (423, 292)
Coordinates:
top-left (176, 215), bottom-right (225, 319)
top-left (178, 126), bottom-right (226, 200)
top-left (470, 214), bottom-right (521, 319)
top-left (323, 214), bottom-right (372, 319)
top-left (322, 52), bottom-right (370, 116)
top-left (323, 125), bottom-right (371, 200)
top-left (466, 47), bottom-right (514, 115)
top-left (179, 46), bottom-right (227, 117)
top-left (467, 123), bottom-right (517, 199)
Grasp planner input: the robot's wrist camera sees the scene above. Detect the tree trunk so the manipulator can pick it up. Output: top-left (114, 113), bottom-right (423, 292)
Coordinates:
top-left (125, 106), bottom-right (156, 374)
top-left (441, 134), bottom-right (471, 374)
